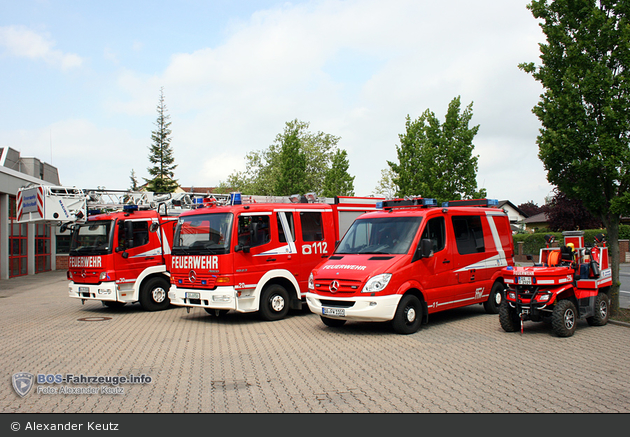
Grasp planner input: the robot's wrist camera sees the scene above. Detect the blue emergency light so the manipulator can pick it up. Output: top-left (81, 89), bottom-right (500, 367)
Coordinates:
top-left (230, 192), bottom-right (242, 205)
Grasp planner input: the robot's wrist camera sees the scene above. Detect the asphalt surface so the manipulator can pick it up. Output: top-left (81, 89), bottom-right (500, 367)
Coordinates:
top-left (1, 270), bottom-right (629, 414)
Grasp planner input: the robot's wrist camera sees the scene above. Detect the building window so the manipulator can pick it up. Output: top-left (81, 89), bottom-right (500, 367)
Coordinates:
top-left (9, 196), bottom-right (27, 277)
top-left (35, 223), bottom-right (51, 273)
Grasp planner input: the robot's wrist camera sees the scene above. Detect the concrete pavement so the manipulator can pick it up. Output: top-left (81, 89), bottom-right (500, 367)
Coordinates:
top-left (1, 270), bottom-right (629, 413)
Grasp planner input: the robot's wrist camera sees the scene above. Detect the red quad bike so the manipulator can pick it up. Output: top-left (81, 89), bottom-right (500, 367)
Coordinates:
top-left (499, 231), bottom-right (612, 337)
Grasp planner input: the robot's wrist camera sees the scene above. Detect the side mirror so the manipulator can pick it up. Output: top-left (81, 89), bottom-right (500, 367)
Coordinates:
top-left (150, 222), bottom-right (159, 233)
top-left (414, 239), bottom-right (434, 261)
top-left (234, 244), bottom-right (250, 253)
top-left (124, 221), bottom-right (134, 247)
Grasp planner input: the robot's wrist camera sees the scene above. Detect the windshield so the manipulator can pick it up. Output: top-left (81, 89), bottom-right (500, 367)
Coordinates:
top-left (69, 220), bottom-right (114, 256)
top-left (335, 216), bottom-right (422, 255)
top-left (173, 213), bottom-right (233, 255)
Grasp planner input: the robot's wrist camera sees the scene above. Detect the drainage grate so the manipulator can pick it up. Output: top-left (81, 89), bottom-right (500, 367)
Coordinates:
top-left (77, 317), bottom-right (112, 322)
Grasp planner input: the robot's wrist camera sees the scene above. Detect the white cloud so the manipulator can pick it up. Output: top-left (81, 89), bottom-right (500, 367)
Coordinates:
top-left (3, 120), bottom-right (146, 189)
top-left (0, 25), bottom-right (83, 70)
top-left (39, 0), bottom-right (551, 205)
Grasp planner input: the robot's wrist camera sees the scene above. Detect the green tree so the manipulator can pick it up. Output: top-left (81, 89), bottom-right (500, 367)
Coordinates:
top-left (145, 87), bottom-right (178, 193)
top-left (373, 168), bottom-right (398, 198)
top-left (322, 149), bottom-right (355, 197)
top-left (275, 127), bottom-right (308, 195)
top-left (387, 96), bottom-right (485, 204)
top-left (129, 169), bottom-right (139, 191)
top-left (519, 0), bottom-right (630, 312)
top-left (224, 119), bottom-right (345, 195)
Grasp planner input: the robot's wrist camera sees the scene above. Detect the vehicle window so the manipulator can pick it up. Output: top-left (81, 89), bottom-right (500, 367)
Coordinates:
top-left (421, 216), bottom-right (446, 253)
top-left (70, 220), bottom-right (113, 255)
top-left (452, 215), bottom-right (485, 255)
top-left (129, 221), bottom-right (150, 249)
top-left (238, 215), bottom-right (271, 248)
top-left (277, 212), bottom-right (295, 243)
top-left (300, 212), bottom-right (324, 242)
top-left (173, 213), bottom-right (232, 255)
top-left (336, 217), bottom-right (422, 255)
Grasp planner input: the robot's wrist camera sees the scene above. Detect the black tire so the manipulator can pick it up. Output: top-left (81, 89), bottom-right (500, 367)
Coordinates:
top-left (102, 301), bottom-right (126, 309)
top-left (551, 299), bottom-right (577, 337)
top-left (484, 282), bottom-right (504, 314)
top-left (499, 299), bottom-right (520, 332)
top-left (259, 284), bottom-right (290, 321)
top-left (586, 292), bottom-right (610, 326)
top-left (204, 308), bottom-right (229, 317)
top-left (320, 316), bottom-right (346, 328)
top-left (139, 277), bottom-right (171, 311)
top-left (391, 294), bottom-right (423, 335)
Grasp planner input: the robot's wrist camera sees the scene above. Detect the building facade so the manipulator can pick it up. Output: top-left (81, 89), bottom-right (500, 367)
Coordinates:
top-left (0, 147), bottom-right (60, 280)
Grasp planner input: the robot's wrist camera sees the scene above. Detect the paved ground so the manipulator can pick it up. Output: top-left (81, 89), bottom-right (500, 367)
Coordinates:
top-left (1, 270), bottom-right (629, 414)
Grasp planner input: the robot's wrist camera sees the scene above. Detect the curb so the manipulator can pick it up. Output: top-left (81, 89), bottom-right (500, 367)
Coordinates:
top-left (609, 319), bottom-right (630, 328)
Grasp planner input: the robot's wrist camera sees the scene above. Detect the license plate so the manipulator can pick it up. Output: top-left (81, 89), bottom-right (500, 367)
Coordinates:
top-left (79, 287), bottom-right (89, 292)
top-left (322, 307), bottom-right (345, 317)
top-left (186, 292), bottom-right (200, 299)
top-left (517, 276), bottom-right (532, 285)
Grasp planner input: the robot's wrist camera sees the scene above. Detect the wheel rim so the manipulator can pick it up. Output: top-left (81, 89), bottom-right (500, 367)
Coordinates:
top-left (564, 308), bottom-right (575, 329)
top-left (152, 287), bottom-right (166, 303)
top-left (405, 306), bottom-right (416, 324)
top-left (598, 300), bottom-right (608, 319)
top-left (270, 294), bottom-right (285, 312)
top-left (494, 291), bottom-right (502, 306)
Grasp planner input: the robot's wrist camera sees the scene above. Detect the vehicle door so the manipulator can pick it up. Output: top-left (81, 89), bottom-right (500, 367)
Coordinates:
top-left (414, 215), bottom-right (459, 311)
top-left (295, 209), bottom-right (334, 293)
top-left (450, 214), bottom-right (491, 302)
top-left (232, 212), bottom-right (283, 289)
top-left (114, 218), bottom-right (158, 281)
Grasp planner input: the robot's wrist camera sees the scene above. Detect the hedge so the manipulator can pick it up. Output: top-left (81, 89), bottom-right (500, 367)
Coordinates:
top-left (513, 225), bottom-right (630, 257)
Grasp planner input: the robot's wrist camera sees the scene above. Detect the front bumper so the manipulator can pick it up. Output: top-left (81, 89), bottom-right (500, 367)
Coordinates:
top-left (305, 292), bottom-right (402, 322)
top-left (168, 284), bottom-right (258, 313)
top-left (69, 282), bottom-right (119, 302)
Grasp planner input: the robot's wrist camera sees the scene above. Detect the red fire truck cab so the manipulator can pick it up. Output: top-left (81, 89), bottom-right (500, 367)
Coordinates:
top-left (168, 194), bottom-right (383, 320)
top-left (306, 198), bottom-right (515, 334)
top-left (66, 206), bottom-right (178, 311)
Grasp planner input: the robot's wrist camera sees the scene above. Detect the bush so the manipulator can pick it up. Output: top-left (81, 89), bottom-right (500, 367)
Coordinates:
top-left (513, 232), bottom-right (562, 257)
top-left (513, 228), bottom-right (617, 257)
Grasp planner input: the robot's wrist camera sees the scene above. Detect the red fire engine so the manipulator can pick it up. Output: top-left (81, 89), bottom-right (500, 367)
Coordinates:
top-left (16, 184), bottom-right (211, 311)
top-left (168, 193), bottom-right (384, 320)
top-left (306, 197), bottom-right (515, 334)
top-left (500, 231), bottom-right (612, 337)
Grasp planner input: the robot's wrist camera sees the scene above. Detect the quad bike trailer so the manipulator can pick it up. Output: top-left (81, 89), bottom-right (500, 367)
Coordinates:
top-left (500, 231), bottom-right (612, 337)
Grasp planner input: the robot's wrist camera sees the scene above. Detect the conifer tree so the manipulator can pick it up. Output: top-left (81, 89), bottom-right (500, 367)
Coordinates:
top-left (145, 87), bottom-right (178, 193)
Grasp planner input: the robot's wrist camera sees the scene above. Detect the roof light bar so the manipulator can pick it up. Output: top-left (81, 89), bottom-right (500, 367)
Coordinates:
top-left (378, 197), bottom-right (437, 209)
top-left (441, 199), bottom-right (498, 207)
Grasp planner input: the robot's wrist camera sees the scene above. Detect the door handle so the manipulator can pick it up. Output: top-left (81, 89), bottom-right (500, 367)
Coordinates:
top-left (443, 260), bottom-right (450, 264)
top-left (266, 258), bottom-right (276, 262)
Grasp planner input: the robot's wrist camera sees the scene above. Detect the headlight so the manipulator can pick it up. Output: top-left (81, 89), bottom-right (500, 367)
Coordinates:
top-left (361, 273), bottom-right (392, 293)
top-left (508, 291), bottom-right (516, 300)
top-left (308, 272), bottom-right (314, 290)
top-left (537, 293), bottom-right (551, 302)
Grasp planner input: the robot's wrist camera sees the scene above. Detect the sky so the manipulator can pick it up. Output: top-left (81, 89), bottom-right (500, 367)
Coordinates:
top-left (0, 0), bottom-right (554, 207)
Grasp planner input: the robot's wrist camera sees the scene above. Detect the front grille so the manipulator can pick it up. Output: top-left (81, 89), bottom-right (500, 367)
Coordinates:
top-left (319, 299), bottom-right (355, 308)
top-left (173, 275), bottom-right (218, 289)
top-left (314, 278), bottom-right (362, 294)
